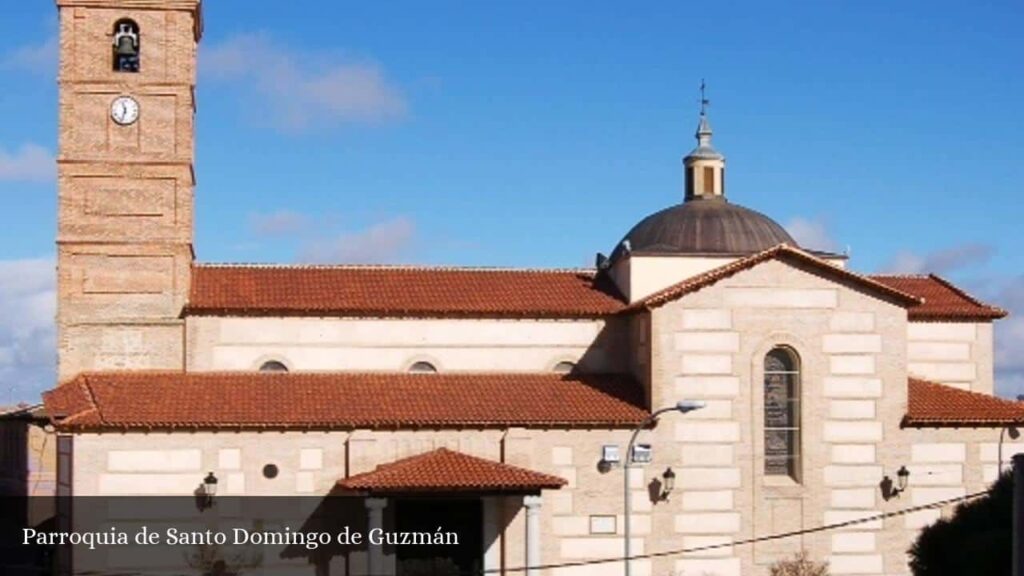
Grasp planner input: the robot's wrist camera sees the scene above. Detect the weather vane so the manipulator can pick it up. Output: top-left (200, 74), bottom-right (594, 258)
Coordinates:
top-left (700, 79), bottom-right (710, 116)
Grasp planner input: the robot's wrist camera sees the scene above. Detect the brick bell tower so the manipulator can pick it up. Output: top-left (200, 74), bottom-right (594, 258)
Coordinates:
top-left (55, 0), bottom-right (201, 380)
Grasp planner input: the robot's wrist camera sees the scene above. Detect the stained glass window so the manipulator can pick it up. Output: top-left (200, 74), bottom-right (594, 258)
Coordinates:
top-left (764, 347), bottom-right (800, 480)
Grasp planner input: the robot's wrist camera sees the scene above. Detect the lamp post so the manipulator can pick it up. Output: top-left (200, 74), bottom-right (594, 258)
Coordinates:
top-left (624, 400), bottom-right (705, 576)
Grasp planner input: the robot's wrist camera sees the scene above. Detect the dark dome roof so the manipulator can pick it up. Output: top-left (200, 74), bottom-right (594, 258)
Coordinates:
top-left (612, 197), bottom-right (796, 259)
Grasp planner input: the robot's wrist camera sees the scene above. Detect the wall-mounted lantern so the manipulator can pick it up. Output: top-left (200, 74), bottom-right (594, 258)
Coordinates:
top-left (881, 465), bottom-right (910, 501)
top-left (659, 467), bottom-right (676, 501)
top-left (201, 471), bottom-right (218, 509)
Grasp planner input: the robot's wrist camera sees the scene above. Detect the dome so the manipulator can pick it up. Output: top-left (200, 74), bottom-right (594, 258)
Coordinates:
top-left (611, 197), bottom-right (796, 259)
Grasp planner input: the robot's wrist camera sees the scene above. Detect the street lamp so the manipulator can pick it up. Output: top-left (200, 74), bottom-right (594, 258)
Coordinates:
top-left (624, 400), bottom-right (705, 576)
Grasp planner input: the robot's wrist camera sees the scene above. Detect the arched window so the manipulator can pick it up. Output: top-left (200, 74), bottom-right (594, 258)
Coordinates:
top-left (552, 361), bottom-right (576, 374)
top-left (764, 347), bottom-right (801, 481)
top-left (259, 360), bottom-right (289, 373)
top-left (112, 19), bottom-right (140, 72)
top-left (408, 361), bottom-right (437, 374)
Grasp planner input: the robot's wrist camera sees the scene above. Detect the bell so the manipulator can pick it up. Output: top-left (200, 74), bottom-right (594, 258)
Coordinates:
top-left (115, 35), bottom-right (137, 56)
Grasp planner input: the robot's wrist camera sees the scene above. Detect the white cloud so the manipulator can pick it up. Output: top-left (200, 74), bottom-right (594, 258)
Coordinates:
top-left (1, 33), bottom-right (58, 74)
top-left (298, 216), bottom-right (416, 264)
top-left (0, 144), bottom-right (55, 183)
top-left (785, 216), bottom-right (840, 253)
top-left (0, 258), bottom-right (55, 405)
top-left (880, 243), bottom-right (994, 275)
top-left (248, 210), bottom-right (311, 237)
top-left (201, 34), bottom-right (407, 132)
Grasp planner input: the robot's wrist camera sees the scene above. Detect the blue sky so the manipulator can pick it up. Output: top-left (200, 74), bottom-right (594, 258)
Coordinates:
top-left (0, 0), bottom-right (1021, 402)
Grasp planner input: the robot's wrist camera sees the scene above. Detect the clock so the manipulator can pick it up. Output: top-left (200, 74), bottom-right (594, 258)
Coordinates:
top-left (110, 95), bottom-right (139, 126)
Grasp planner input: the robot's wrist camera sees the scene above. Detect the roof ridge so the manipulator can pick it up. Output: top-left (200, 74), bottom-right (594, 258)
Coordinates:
top-left (925, 273), bottom-right (1008, 315)
top-left (76, 374), bottom-right (105, 425)
top-left (867, 273), bottom-right (931, 279)
top-left (910, 376), bottom-right (1020, 404)
top-left (194, 262), bottom-right (598, 274)
top-left (631, 244), bottom-right (922, 310)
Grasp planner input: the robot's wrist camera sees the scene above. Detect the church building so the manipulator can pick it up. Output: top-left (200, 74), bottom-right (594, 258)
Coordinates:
top-left (42, 1), bottom-right (1023, 575)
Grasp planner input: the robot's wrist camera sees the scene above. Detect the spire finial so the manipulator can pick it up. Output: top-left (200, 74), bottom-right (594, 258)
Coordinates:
top-left (700, 79), bottom-right (709, 116)
top-left (695, 79), bottom-right (713, 143)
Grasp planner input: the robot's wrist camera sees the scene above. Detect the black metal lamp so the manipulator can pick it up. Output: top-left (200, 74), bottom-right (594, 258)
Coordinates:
top-left (896, 465), bottom-right (910, 493)
top-left (203, 471), bottom-right (218, 508)
top-left (660, 467), bottom-right (676, 500)
top-left (882, 465), bottom-right (911, 500)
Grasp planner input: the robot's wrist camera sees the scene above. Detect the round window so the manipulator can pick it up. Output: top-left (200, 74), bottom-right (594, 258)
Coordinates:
top-left (262, 464), bottom-right (279, 479)
top-left (259, 360), bottom-right (289, 373)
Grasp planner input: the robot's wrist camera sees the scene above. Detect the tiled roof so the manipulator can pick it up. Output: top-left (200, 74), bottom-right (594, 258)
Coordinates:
top-left (629, 244), bottom-right (923, 310)
top-left (42, 371), bottom-right (648, 431)
top-left (186, 253), bottom-right (1003, 323)
top-left (869, 274), bottom-right (1007, 321)
top-left (905, 378), bottom-right (1024, 427)
top-left (187, 265), bottom-right (624, 318)
top-left (337, 448), bottom-right (566, 494)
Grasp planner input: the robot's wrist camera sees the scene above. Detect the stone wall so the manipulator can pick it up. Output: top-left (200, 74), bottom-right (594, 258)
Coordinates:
top-left (64, 428), bottom-right (651, 576)
top-left (906, 321), bottom-right (994, 394)
top-left (649, 258), bottom-right (915, 576)
top-left (185, 316), bottom-right (626, 374)
top-left (60, 420), bottom-right (1017, 576)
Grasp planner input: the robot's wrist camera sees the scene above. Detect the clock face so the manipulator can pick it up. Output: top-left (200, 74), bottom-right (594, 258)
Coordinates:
top-left (110, 96), bottom-right (139, 126)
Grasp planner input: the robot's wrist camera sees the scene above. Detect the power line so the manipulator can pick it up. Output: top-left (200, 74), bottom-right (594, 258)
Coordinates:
top-left (475, 489), bottom-right (990, 575)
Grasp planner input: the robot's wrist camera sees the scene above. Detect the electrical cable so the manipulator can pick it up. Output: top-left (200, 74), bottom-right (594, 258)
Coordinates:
top-left (473, 488), bottom-right (991, 575)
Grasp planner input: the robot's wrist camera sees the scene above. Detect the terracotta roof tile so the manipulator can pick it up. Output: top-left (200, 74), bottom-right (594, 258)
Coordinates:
top-left (628, 244), bottom-right (923, 310)
top-left (187, 265), bottom-right (625, 318)
top-left (905, 378), bottom-right (1024, 427)
top-left (869, 274), bottom-right (1007, 321)
top-left (42, 371), bottom-right (648, 431)
top-left (337, 448), bottom-right (566, 494)
top-left (187, 255), bottom-right (1002, 323)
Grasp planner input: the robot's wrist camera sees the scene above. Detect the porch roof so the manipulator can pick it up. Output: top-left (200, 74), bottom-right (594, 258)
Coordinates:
top-left (336, 448), bottom-right (567, 494)
top-left (904, 378), bottom-right (1024, 427)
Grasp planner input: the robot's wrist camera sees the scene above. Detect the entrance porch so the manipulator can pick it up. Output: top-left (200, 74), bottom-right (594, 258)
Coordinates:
top-left (337, 448), bottom-right (565, 576)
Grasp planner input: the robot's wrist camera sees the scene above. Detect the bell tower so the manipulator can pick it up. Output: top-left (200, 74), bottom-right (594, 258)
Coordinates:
top-left (55, 0), bottom-right (202, 380)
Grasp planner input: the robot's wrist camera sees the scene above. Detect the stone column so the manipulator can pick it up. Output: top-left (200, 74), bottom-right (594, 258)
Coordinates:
top-left (483, 497), bottom-right (502, 573)
top-left (524, 495), bottom-right (543, 576)
top-left (365, 497), bottom-right (388, 576)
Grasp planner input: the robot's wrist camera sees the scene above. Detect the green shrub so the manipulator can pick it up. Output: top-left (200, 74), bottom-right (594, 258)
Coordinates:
top-left (908, 471), bottom-right (1012, 576)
